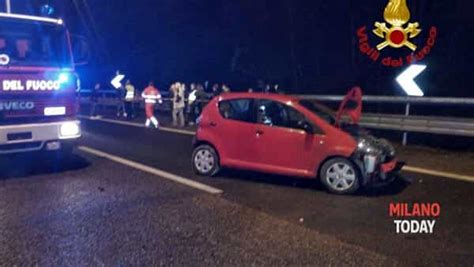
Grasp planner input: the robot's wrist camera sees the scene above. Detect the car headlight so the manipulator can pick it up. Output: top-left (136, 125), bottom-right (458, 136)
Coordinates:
top-left (357, 137), bottom-right (379, 155)
top-left (378, 138), bottom-right (396, 158)
top-left (60, 122), bottom-right (81, 139)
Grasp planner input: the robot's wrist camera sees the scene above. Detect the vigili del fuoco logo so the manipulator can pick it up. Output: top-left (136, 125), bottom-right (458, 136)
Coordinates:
top-left (356, 0), bottom-right (437, 67)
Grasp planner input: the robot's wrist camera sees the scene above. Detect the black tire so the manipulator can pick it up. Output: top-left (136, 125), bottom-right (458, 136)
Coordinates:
top-left (319, 157), bottom-right (360, 195)
top-left (192, 144), bottom-right (220, 176)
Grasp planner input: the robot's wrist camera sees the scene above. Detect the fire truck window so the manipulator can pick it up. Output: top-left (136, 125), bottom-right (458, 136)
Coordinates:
top-left (0, 20), bottom-right (71, 67)
top-left (16, 39), bottom-right (29, 58)
top-left (0, 38), bottom-right (5, 50)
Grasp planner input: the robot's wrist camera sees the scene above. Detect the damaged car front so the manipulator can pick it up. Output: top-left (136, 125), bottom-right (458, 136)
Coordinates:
top-left (350, 132), bottom-right (405, 186)
top-left (336, 87), bottom-right (405, 186)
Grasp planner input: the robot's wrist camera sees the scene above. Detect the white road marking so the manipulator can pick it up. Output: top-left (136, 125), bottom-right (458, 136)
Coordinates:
top-left (78, 115), bottom-right (195, 136)
top-left (78, 146), bottom-right (223, 195)
top-left (79, 116), bottom-right (474, 183)
top-left (402, 166), bottom-right (474, 183)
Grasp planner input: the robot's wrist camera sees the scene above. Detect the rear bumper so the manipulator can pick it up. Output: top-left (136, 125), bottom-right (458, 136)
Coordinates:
top-left (0, 120), bottom-right (81, 154)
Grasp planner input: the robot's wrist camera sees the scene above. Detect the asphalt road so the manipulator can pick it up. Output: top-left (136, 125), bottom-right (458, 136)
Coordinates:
top-left (0, 118), bottom-right (473, 266)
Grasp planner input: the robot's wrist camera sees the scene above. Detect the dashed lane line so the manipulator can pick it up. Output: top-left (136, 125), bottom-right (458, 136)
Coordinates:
top-left (78, 146), bottom-right (223, 195)
top-left (80, 116), bottom-right (474, 183)
top-left (402, 166), bottom-right (474, 183)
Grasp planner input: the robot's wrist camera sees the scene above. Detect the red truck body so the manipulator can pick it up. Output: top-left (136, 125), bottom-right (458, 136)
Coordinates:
top-left (0, 13), bottom-right (80, 155)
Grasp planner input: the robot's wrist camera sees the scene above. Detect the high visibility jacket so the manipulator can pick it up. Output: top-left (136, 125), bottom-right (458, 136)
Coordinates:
top-left (142, 86), bottom-right (161, 104)
top-left (125, 84), bottom-right (135, 101)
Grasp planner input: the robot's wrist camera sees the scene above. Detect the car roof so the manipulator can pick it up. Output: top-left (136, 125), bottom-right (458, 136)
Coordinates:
top-left (217, 92), bottom-right (299, 103)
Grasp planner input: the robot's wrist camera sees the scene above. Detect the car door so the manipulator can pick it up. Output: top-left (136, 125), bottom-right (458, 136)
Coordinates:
top-left (253, 99), bottom-right (323, 176)
top-left (214, 98), bottom-right (258, 167)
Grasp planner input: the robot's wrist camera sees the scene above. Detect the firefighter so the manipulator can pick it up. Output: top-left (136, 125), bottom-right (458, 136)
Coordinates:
top-left (141, 81), bottom-right (162, 128)
top-left (124, 80), bottom-right (136, 119)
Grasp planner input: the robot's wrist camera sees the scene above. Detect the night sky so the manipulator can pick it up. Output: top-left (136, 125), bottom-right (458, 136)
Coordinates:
top-left (6, 0), bottom-right (474, 96)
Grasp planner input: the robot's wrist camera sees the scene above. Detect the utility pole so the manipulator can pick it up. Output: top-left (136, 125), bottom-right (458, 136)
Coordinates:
top-left (5, 0), bottom-right (11, 13)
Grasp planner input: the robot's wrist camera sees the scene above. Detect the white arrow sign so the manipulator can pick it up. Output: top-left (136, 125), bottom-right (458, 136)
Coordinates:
top-left (396, 64), bottom-right (426, 96)
top-left (111, 74), bottom-right (125, 89)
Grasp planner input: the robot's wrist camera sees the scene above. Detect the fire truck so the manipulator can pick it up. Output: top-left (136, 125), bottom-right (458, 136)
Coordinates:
top-left (0, 12), bottom-right (82, 156)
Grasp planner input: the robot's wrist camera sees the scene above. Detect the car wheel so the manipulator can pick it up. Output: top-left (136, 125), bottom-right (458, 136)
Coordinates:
top-left (320, 158), bottom-right (360, 195)
top-left (192, 145), bottom-right (220, 176)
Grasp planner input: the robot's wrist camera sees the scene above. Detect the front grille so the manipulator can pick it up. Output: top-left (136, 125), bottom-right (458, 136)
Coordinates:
top-left (0, 116), bottom-right (76, 126)
top-left (0, 141), bottom-right (43, 152)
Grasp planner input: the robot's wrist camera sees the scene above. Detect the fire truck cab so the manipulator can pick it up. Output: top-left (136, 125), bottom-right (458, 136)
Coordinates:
top-left (0, 13), bottom-right (81, 155)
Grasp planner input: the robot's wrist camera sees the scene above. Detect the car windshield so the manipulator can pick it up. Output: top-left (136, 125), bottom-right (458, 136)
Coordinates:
top-left (299, 99), bottom-right (336, 125)
top-left (0, 18), bottom-right (71, 68)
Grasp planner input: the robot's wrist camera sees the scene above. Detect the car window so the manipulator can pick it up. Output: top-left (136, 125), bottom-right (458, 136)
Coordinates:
top-left (256, 100), bottom-right (283, 127)
top-left (256, 99), bottom-right (306, 130)
top-left (286, 105), bottom-right (307, 129)
top-left (218, 99), bottom-right (254, 123)
top-left (299, 100), bottom-right (336, 125)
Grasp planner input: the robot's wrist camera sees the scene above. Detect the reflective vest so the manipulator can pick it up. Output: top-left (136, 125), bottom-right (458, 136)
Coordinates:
top-left (142, 86), bottom-right (161, 104)
top-left (125, 85), bottom-right (135, 101)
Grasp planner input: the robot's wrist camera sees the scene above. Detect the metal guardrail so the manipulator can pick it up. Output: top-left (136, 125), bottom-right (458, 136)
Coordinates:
top-left (298, 95), bottom-right (474, 144)
top-left (295, 95), bottom-right (474, 105)
top-left (78, 90), bottom-right (474, 143)
top-left (361, 114), bottom-right (474, 137)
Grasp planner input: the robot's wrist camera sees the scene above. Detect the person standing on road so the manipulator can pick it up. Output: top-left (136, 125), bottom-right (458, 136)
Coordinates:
top-left (124, 80), bottom-right (136, 120)
top-left (141, 81), bottom-right (162, 128)
top-left (90, 83), bottom-right (101, 118)
top-left (222, 83), bottom-right (231, 93)
top-left (192, 84), bottom-right (207, 124)
top-left (211, 83), bottom-right (221, 97)
top-left (115, 84), bottom-right (126, 117)
top-left (171, 82), bottom-right (185, 127)
top-left (187, 83), bottom-right (196, 125)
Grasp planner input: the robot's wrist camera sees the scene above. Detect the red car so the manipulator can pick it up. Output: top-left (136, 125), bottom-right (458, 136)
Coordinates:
top-left (192, 88), bottom-right (403, 194)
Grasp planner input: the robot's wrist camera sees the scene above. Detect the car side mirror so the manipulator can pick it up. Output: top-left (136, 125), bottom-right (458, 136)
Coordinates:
top-left (71, 34), bottom-right (90, 66)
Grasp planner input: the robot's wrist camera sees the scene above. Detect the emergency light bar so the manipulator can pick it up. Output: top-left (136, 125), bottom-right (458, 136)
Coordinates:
top-left (0, 12), bottom-right (63, 25)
